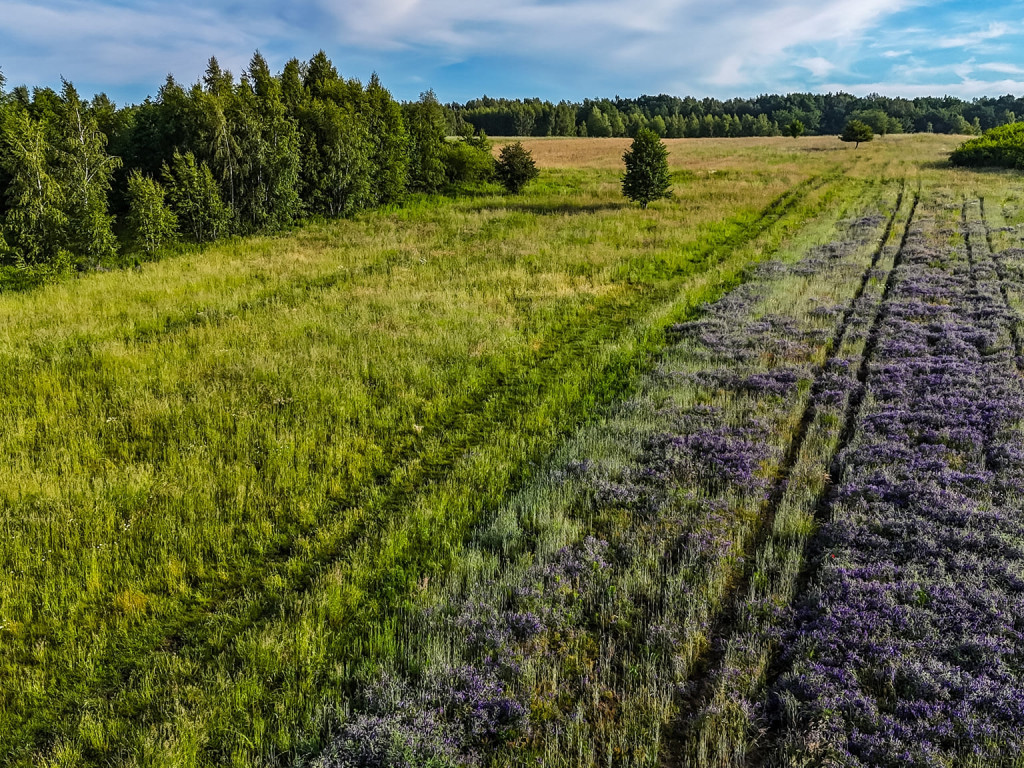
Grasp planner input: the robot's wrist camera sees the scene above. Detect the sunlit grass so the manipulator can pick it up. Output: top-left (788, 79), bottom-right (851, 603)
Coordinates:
top-left (0, 135), bottom-right (973, 767)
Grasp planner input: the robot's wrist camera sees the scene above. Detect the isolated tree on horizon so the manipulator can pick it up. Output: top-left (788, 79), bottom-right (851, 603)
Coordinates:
top-left (622, 128), bottom-right (671, 209)
top-left (786, 119), bottom-right (805, 139)
top-left (495, 141), bottom-right (538, 194)
top-left (840, 119), bottom-right (874, 148)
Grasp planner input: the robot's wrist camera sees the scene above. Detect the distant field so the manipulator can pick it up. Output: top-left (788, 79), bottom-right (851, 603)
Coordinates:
top-left (8, 134), bottom-right (1023, 768)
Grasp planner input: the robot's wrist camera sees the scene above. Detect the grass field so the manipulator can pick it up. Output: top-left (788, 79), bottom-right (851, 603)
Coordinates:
top-left (6, 133), bottom-right (1019, 767)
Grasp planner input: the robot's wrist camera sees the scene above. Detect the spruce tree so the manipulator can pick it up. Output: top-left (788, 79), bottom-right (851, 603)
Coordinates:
top-left (495, 142), bottom-right (538, 194)
top-left (621, 128), bottom-right (671, 209)
top-left (364, 73), bottom-right (409, 206)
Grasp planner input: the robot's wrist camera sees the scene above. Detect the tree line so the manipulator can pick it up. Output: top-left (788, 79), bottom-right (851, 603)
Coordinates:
top-left (0, 51), bottom-right (496, 286)
top-left (454, 92), bottom-right (1024, 138)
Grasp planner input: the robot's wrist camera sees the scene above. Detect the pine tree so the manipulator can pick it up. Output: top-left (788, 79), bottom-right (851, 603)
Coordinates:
top-left (495, 142), bottom-right (538, 194)
top-left (621, 128), bottom-right (671, 209)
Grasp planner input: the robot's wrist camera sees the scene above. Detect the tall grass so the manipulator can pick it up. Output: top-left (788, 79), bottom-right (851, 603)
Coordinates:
top-left (0, 135), bottom-right (961, 767)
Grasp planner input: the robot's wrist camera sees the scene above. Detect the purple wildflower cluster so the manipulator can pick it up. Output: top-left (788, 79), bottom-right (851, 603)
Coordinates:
top-left (773, 214), bottom-right (1024, 765)
top-left (317, 665), bottom-right (526, 768)
top-left (316, 214), bottom-right (892, 765)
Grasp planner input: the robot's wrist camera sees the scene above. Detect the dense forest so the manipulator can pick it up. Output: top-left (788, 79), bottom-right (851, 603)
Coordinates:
top-left (0, 51), bottom-right (493, 286)
top-left (451, 92), bottom-right (1022, 138)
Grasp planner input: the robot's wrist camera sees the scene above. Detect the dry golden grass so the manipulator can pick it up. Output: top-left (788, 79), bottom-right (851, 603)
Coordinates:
top-left (491, 133), bottom-right (961, 174)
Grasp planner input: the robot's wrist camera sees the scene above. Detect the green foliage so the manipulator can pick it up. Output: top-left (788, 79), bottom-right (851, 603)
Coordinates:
top-left (622, 128), bottom-right (671, 209)
top-left (230, 52), bottom-right (302, 231)
top-left (0, 107), bottom-right (70, 270)
top-left (161, 150), bottom-right (230, 242)
top-left (440, 135), bottom-right (495, 187)
top-left (786, 119), bottom-right (805, 139)
top-left (849, 108), bottom-right (902, 136)
top-left (950, 122), bottom-right (1024, 168)
top-left (296, 94), bottom-right (372, 218)
top-left (364, 73), bottom-right (409, 206)
top-left (125, 170), bottom-right (177, 254)
top-left (494, 141), bottom-right (538, 194)
top-left (404, 91), bottom-right (448, 193)
top-left (840, 119), bottom-right (874, 148)
top-left (53, 81), bottom-right (121, 266)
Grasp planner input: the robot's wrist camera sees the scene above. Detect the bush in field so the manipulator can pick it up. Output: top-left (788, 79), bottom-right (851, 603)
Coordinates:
top-left (441, 133), bottom-right (495, 187)
top-left (125, 171), bottom-right (177, 255)
top-left (622, 128), bottom-right (671, 209)
top-left (786, 119), bottom-right (805, 139)
top-left (494, 141), bottom-right (538, 194)
top-left (950, 122), bottom-right (1024, 168)
top-left (839, 120), bottom-right (874, 148)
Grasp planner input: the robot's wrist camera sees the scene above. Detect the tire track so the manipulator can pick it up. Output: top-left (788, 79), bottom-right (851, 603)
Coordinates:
top-left (661, 185), bottom-right (912, 767)
top-left (1, 175), bottom-right (840, 764)
top-left (747, 189), bottom-right (920, 766)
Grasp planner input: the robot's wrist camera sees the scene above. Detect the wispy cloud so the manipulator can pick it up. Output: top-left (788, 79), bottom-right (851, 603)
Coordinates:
top-left (1, 0), bottom-right (1023, 103)
top-left (935, 21), bottom-right (1014, 50)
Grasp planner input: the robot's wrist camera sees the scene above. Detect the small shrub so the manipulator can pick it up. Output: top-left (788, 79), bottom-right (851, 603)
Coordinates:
top-left (495, 142), bottom-right (539, 194)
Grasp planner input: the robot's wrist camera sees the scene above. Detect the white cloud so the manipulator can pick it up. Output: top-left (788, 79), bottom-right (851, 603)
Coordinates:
top-left (882, 50), bottom-right (911, 58)
top-left (935, 21), bottom-right (1014, 50)
top-left (800, 57), bottom-right (837, 78)
top-left (820, 77), bottom-right (1024, 99)
top-left (316, 0), bottom-right (921, 89)
top-left (978, 61), bottom-right (1024, 76)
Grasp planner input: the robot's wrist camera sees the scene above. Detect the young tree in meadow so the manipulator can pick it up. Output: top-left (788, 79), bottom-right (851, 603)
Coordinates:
top-left (125, 170), bottom-right (177, 254)
top-left (162, 150), bottom-right (231, 242)
top-left (622, 128), bottom-right (671, 209)
top-left (495, 142), bottom-right (538, 194)
top-left (786, 119), bottom-right (805, 139)
top-left (840, 119), bottom-right (874, 148)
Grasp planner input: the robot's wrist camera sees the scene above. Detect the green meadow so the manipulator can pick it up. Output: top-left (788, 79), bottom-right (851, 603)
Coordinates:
top-left (0, 134), bottom-right (993, 767)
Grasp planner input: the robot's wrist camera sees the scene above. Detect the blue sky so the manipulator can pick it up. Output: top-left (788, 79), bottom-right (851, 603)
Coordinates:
top-left (2, 0), bottom-right (1024, 105)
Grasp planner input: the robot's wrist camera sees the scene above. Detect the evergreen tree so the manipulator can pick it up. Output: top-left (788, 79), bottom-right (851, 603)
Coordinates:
top-left (364, 73), bottom-right (409, 206)
top-left (786, 119), bottom-right (805, 138)
top-left (840, 119), bottom-right (874, 148)
top-left (495, 142), bottom-right (538, 194)
top-left (126, 170), bottom-right (177, 254)
top-left (622, 128), bottom-right (671, 209)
